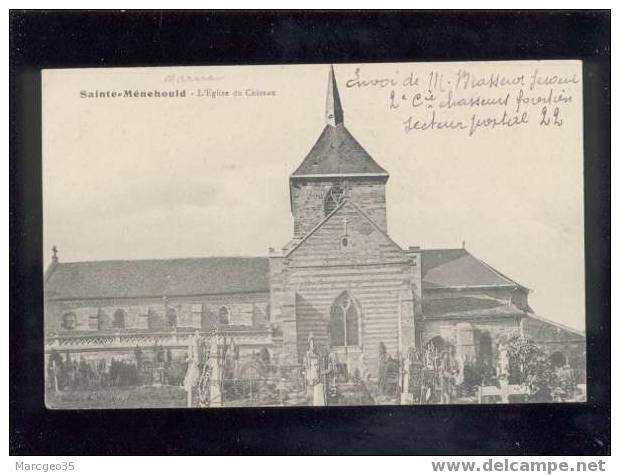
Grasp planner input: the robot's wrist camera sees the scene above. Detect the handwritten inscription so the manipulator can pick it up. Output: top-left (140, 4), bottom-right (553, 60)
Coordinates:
top-left (345, 66), bottom-right (579, 136)
top-left (163, 73), bottom-right (224, 84)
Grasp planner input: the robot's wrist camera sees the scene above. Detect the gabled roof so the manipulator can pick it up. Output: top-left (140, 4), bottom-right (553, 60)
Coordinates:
top-left (285, 199), bottom-right (404, 258)
top-left (291, 66), bottom-right (388, 179)
top-left (420, 248), bottom-right (525, 290)
top-left (45, 257), bottom-right (270, 300)
top-left (45, 248), bottom-right (527, 300)
top-left (523, 312), bottom-right (585, 338)
top-left (291, 124), bottom-right (389, 178)
top-left (423, 303), bottom-right (526, 319)
top-left (422, 294), bottom-right (507, 316)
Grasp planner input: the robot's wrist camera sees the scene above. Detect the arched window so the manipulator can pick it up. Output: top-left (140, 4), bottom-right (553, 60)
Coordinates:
top-left (324, 183), bottom-right (345, 216)
top-left (112, 309), bottom-right (126, 329)
top-left (61, 312), bottom-right (77, 330)
top-left (329, 292), bottom-right (359, 347)
top-left (147, 308), bottom-right (163, 330)
top-left (166, 308), bottom-right (178, 328)
top-left (427, 335), bottom-right (446, 351)
top-left (218, 306), bottom-right (230, 325)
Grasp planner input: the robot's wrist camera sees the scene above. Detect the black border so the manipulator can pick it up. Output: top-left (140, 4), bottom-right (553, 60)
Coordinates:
top-left (10, 10), bottom-right (611, 455)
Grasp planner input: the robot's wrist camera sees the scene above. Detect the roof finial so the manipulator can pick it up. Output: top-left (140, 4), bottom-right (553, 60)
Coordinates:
top-left (326, 65), bottom-right (344, 127)
top-left (462, 240), bottom-right (466, 249)
top-left (52, 244), bottom-right (58, 263)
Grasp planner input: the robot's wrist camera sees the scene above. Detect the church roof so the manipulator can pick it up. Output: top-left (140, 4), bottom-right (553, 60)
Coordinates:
top-left (291, 66), bottom-right (388, 178)
top-left (420, 248), bottom-right (526, 290)
top-left (45, 250), bottom-right (524, 300)
top-left (45, 257), bottom-right (270, 300)
top-left (424, 303), bottom-right (526, 319)
top-left (291, 124), bottom-right (388, 178)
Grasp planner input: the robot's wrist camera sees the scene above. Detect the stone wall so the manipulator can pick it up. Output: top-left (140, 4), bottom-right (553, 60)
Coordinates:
top-left (421, 315), bottom-right (522, 366)
top-left (274, 199), bottom-right (415, 376)
top-left (522, 315), bottom-right (586, 383)
top-left (45, 292), bottom-right (270, 334)
top-left (267, 254), bottom-right (297, 364)
top-left (290, 177), bottom-right (388, 238)
top-left (420, 313), bottom-right (587, 385)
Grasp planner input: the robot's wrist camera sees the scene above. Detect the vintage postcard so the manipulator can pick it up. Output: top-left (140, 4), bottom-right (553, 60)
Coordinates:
top-left (42, 61), bottom-right (585, 408)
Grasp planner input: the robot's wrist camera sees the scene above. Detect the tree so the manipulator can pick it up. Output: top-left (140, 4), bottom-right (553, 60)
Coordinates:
top-left (505, 336), bottom-right (554, 402)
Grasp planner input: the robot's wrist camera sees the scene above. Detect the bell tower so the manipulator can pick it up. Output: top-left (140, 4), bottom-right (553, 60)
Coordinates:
top-left (289, 65), bottom-right (389, 238)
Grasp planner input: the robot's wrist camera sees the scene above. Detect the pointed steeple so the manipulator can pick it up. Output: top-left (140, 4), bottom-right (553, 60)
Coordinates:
top-left (291, 64), bottom-right (388, 179)
top-left (326, 65), bottom-right (344, 126)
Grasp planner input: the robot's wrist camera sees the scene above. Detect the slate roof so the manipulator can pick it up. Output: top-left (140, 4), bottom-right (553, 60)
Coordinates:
top-left (420, 248), bottom-right (524, 290)
top-left (423, 303), bottom-right (527, 319)
top-left (291, 124), bottom-right (388, 177)
top-left (291, 66), bottom-right (388, 178)
top-left (522, 312), bottom-right (585, 338)
top-left (422, 294), bottom-right (509, 316)
top-left (45, 257), bottom-right (270, 300)
top-left (45, 249), bottom-right (523, 300)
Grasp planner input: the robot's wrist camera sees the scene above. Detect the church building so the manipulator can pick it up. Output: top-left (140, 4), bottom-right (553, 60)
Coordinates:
top-left (44, 66), bottom-right (585, 390)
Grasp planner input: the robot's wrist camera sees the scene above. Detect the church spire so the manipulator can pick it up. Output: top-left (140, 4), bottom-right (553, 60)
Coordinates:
top-left (326, 65), bottom-right (344, 126)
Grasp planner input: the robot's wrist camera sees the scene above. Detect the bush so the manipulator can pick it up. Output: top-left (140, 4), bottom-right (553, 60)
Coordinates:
top-left (505, 336), bottom-right (554, 401)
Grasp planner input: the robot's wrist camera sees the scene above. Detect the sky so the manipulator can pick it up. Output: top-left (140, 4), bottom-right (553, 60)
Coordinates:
top-left (42, 61), bottom-right (585, 331)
